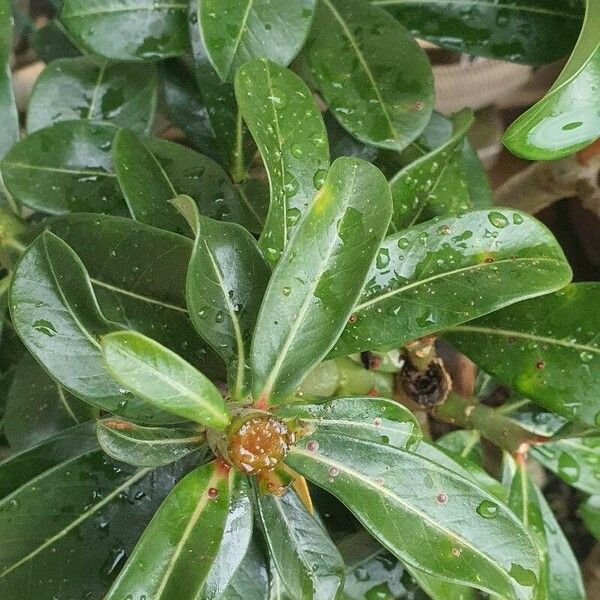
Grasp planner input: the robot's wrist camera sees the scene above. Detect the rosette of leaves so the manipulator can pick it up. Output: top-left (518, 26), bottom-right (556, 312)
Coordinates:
top-left (0, 0), bottom-right (599, 598)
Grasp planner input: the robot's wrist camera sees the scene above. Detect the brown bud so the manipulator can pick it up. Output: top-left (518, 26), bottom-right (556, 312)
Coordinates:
top-left (228, 415), bottom-right (291, 475)
top-left (399, 357), bottom-right (452, 409)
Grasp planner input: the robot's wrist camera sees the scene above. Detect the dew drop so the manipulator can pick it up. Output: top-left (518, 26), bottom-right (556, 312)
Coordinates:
top-left (487, 211), bottom-right (509, 229)
top-left (282, 287), bottom-right (291, 296)
top-left (476, 499), bottom-right (499, 518)
top-left (313, 169), bottom-right (327, 189)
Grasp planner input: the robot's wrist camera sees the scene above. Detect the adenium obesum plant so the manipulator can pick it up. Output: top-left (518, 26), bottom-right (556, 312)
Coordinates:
top-left (0, 0), bottom-right (599, 599)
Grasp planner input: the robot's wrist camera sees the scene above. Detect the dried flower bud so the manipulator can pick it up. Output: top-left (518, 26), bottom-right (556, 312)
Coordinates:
top-left (399, 357), bottom-right (452, 409)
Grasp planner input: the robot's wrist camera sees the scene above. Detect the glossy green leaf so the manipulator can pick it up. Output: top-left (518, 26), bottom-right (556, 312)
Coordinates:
top-left (333, 209), bottom-right (572, 356)
top-left (0, 422), bottom-right (97, 499)
top-left (509, 460), bottom-right (585, 600)
top-left (30, 19), bottom-right (83, 63)
top-left (219, 540), bottom-right (269, 600)
top-left (257, 489), bottom-right (345, 600)
top-left (304, 0), bottom-right (434, 151)
top-left (106, 461), bottom-right (246, 600)
top-left (60, 0), bottom-right (189, 61)
top-left (251, 157), bottom-right (392, 402)
top-left (286, 432), bottom-right (539, 600)
top-left (375, 0), bottom-right (584, 65)
top-left (173, 195), bottom-right (270, 399)
top-left (0, 121), bottom-right (126, 215)
top-left (27, 57), bottom-right (158, 134)
top-left (3, 353), bottom-right (96, 451)
top-left (113, 131), bottom-right (262, 235)
top-left (97, 419), bottom-right (207, 467)
top-left (580, 495), bottom-right (600, 541)
top-left (443, 283), bottom-right (599, 426)
top-left (531, 435), bottom-right (600, 494)
top-left (10, 232), bottom-right (170, 423)
top-left (277, 396), bottom-right (421, 450)
top-left (102, 330), bottom-right (231, 429)
top-left (408, 566), bottom-right (476, 600)
top-left (0, 447), bottom-right (199, 598)
top-left (188, 20), bottom-right (255, 182)
top-left (199, 0), bottom-right (316, 82)
top-left (46, 213), bottom-right (220, 374)
top-left (503, 0), bottom-right (600, 159)
top-left (0, 0), bottom-right (18, 160)
top-left (235, 58), bottom-right (330, 264)
top-left (390, 109), bottom-right (474, 230)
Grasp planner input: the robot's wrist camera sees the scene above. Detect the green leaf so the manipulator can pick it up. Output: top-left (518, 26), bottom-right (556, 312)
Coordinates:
top-left (46, 213), bottom-right (220, 375)
top-left (113, 131), bottom-right (262, 235)
top-left (97, 419), bottom-right (207, 467)
top-left (219, 540), bottom-right (269, 600)
top-left (443, 283), bottom-right (600, 426)
top-left (30, 19), bottom-right (83, 63)
top-left (235, 58), bottom-right (330, 265)
top-left (531, 435), bottom-right (600, 494)
top-left (10, 232), bottom-right (170, 422)
top-left (580, 495), bottom-right (600, 541)
top-left (0, 447), bottom-right (199, 598)
top-left (0, 0), bottom-right (19, 160)
top-left (333, 209), bottom-right (572, 356)
top-left (257, 489), bottom-right (345, 600)
top-left (304, 0), bottom-right (434, 152)
top-left (508, 460), bottom-right (585, 600)
top-left (60, 0), bottom-right (189, 61)
top-left (0, 423), bottom-right (97, 499)
top-left (277, 396), bottom-right (421, 450)
top-left (27, 57), bottom-right (158, 134)
top-left (199, 0), bottom-right (316, 82)
top-left (0, 120), bottom-right (126, 215)
top-left (172, 195), bottom-right (270, 399)
top-left (106, 461), bottom-right (246, 600)
top-left (3, 353), bottom-right (96, 451)
top-left (251, 157), bottom-right (392, 402)
top-left (101, 330), bottom-right (231, 429)
top-left (389, 109), bottom-right (474, 230)
top-left (158, 58), bottom-right (223, 162)
top-left (375, 0), bottom-right (584, 66)
top-left (503, 0), bottom-right (600, 159)
top-left (286, 432), bottom-right (540, 600)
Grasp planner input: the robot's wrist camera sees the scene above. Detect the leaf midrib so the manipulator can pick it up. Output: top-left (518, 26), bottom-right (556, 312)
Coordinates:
top-left (356, 256), bottom-right (564, 311)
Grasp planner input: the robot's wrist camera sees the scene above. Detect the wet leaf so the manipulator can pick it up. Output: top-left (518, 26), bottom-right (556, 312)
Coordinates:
top-left (30, 19), bottom-right (83, 63)
top-left (286, 432), bottom-right (540, 600)
top-left (0, 0), bottom-right (18, 160)
top-left (105, 461), bottom-right (247, 600)
top-left (304, 0), bottom-right (434, 152)
top-left (532, 435), bottom-right (600, 494)
top-left (3, 353), bottom-right (96, 451)
top-left (235, 58), bottom-right (330, 265)
top-left (503, 0), bottom-right (600, 159)
top-left (218, 539), bottom-right (269, 600)
top-left (0, 423), bottom-right (97, 499)
top-left (376, 0), bottom-right (584, 65)
top-left (113, 130), bottom-right (262, 235)
top-left (10, 232), bottom-right (170, 423)
top-left (172, 195), bottom-right (270, 399)
top-left (508, 459), bottom-right (585, 600)
top-left (277, 396), bottom-right (421, 450)
top-left (443, 283), bottom-right (599, 426)
top-left (1, 121), bottom-right (126, 215)
top-left (198, 0), bottom-right (316, 82)
top-left (390, 109), bottom-right (474, 230)
top-left (102, 330), bottom-right (231, 429)
top-left (0, 447), bottom-right (200, 598)
top-left (27, 57), bottom-right (158, 134)
top-left (46, 213), bottom-right (220, 375)
top-left (333, 209), bottom-right (572, 356)
top-left (97, 419), bottom-right (207, 467)
top-left (256, 489), bottom-right (345, 600)
top-left (251, 157), bottom-right (392, 402)
top-left (60, 0), bottom-right (189, 61)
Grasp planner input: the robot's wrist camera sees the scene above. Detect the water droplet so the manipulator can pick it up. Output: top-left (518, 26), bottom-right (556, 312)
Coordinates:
top-left (313, 169), bottom-right (327, 189)
top-left (397, 237), bottom-right (410, 249)
top-left (215, 311), bottom-right (224, 323)
top-left (509, 564), bottom-right (537, 587)
top-left (328, 466), bottom-right (339, 477)
top-left (477, 500), bottom-right (499, 518)
top-left (512, 213), bottom-right (524, 225)
top-left (286, 207), bottom-right (301, 227)
top-left (535, 360), bottom-right (545, 370)
top-left (376, 248), bottom-right (390, 269)
top-left (291, 144), bottom-right (304, 158)
top-left (282, 287), bottom-right (291, 296)
top-left (33, 319), bottom-right (57, 336)
top-left (487, 211), bottom-right (509, 229)
top-left (580, 351), bottom-right (594, 363)
top-left (562, 121), bottom-right (583, 131)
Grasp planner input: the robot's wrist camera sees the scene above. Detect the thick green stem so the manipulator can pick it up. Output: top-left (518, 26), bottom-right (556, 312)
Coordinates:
top-left (433, 392), bottom-right (548, 453)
